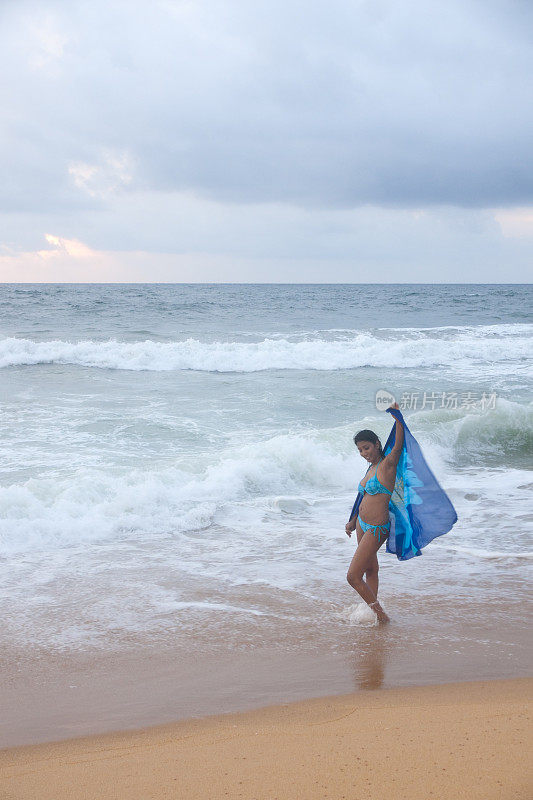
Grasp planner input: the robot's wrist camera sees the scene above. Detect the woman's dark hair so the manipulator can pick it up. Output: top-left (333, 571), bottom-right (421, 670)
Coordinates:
top-left (353, 429), bottom-right (383, 456)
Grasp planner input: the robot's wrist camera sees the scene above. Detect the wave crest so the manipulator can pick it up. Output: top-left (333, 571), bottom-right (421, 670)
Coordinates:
top-left (1, 326), bottom-right (531, 372)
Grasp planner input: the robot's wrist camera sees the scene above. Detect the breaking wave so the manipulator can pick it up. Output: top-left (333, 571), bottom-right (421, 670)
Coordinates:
top-left (0, 324), bottom-right (531, 372)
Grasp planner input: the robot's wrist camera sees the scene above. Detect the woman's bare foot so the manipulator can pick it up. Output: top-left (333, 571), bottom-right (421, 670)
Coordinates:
top-left (370, 601), bottom-right (390, 624)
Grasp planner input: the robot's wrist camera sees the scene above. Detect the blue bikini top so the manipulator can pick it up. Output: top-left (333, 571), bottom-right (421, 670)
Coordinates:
top-left (358, 457), bottom-right (393, 496)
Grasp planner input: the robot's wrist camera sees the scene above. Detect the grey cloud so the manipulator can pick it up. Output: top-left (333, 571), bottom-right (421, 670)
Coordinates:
top-left (1, 0), bottom-right (532, 216)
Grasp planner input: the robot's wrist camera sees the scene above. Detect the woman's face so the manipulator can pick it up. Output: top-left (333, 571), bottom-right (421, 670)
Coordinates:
top-left (356, 440), bottom-right (379, 462)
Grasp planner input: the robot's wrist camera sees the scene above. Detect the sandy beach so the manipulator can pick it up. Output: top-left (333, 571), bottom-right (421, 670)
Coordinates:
top-left (1, 677), bottom-right (531, 799)
top-left (2, 0), bottom-right (533, 786)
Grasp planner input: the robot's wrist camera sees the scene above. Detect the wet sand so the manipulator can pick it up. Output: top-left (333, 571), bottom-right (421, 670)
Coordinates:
top-left (1, 678), bottom-right (531, 800)
top-left (2, 601), bottom-right (531, 750)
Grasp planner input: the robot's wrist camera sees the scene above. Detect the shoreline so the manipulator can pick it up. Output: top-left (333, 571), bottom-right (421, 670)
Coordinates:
top-left (3, 611), bottom-right (531, 751)
top-left (1, 677), bottom-right (531, 799)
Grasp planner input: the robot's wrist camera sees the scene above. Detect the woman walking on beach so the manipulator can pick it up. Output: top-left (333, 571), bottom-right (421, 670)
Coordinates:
top-left (345, 403), bottom-right (404, 623)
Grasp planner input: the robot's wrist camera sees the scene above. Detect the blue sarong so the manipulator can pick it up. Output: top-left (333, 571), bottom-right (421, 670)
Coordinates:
top-left (348, 408), bottom-right (458, 560)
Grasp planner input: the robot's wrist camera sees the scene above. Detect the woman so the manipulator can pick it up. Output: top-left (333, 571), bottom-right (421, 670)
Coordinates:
top-left (345, 402), bottom-right (404, 623)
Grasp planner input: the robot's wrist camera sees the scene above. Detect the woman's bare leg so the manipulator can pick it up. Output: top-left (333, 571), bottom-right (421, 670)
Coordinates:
top-left (356, 528), bottom-right (379, 599)
top-left (366, 562), bottom-right (379, 599)
top-left (347, 526), bottom-right (389, 623)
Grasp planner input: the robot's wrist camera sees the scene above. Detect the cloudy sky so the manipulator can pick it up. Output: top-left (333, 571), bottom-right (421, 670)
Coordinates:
top-left (1, 0), bottom-right (532, 282)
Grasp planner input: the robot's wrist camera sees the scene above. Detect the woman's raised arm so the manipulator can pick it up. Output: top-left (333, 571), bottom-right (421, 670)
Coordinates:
top-left (385, 402), bottom-right (404, 467)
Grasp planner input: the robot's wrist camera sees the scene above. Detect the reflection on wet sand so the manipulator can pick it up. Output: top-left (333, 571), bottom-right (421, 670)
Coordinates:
top-left (353, 631), bottom-right (389, 690)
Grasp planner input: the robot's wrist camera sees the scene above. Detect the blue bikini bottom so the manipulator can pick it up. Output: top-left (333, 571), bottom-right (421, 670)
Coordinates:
top-left (358, 514), bottom-right (391, 542)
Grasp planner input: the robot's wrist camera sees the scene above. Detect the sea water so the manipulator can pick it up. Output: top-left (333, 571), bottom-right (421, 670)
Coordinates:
top-left (0, 284), bottom-right (531, 660)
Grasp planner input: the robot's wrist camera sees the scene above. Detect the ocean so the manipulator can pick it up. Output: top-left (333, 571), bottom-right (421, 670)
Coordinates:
top-left (1, 283), bottom-right (532, 743)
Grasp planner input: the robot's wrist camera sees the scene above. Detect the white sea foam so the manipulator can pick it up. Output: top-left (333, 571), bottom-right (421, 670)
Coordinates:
top-left (340, 602), bottom-right (378, 626)
top-left (1, 401), bottom-right (531, 558)
top-left (0, 430), bottom-right (358, 554)
top-left (1, 419), bottom-right (531, 651)
top-left (432, 544), bottom-right (533, 560)
top-left (161, 601), bottom-right (270, 616)
top-left (0, 326), bottom-right (531, 372)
